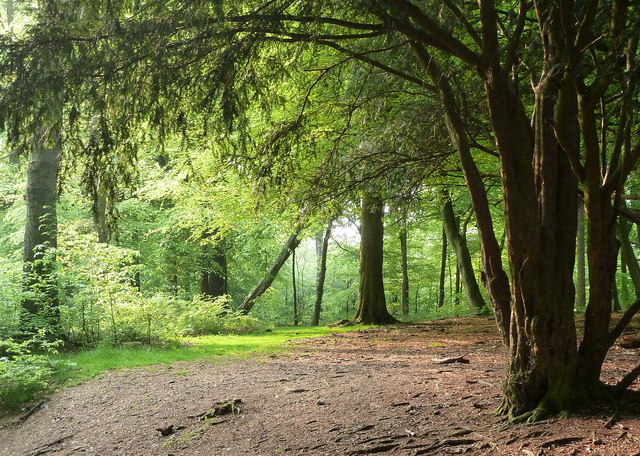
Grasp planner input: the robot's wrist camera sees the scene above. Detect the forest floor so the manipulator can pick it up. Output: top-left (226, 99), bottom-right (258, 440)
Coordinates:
top-left (1, 317), bottom-right (640, 455)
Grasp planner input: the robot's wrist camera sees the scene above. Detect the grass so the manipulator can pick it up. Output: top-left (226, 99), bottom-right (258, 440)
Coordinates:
top-left (54, 325), bottom-right (368, 385)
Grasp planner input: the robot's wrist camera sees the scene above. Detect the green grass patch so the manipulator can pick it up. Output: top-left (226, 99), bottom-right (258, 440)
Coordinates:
top-left (55, 325), bottom-right (368, 385)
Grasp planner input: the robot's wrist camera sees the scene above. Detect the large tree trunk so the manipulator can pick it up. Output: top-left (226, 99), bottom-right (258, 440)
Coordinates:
top-left (311, 222), bottom-right (331, 326)
top-left (484, 59), bottom-right (579, 420)
top-left (353, 194), bottom-right (395, 324)
top-left (239, 233), bottom-right (300, 314)
top-left (440, 190), bottom-right (488, 315)
top-left (23, 126), bottom-right (61, 330)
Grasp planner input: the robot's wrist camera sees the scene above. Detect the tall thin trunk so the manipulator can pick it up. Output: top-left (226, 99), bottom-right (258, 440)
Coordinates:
top-left (399, 222), bottom-right (409, 317)
top-left (440, 190), bottom-right (487, 315)
top-left (617, 216), bottom-right (640, 295)
top-left (292, 248), bottom-right (298, 326)
top-left (23, 126), bottom-right (61, 330)
top-left (239, 232), bottom-right (300, 314)
top-left (353, 194), bottom-right (395, 324)
top-left (576, 201), bottom-right (586, 310)
top-left (438, 225), bottom-right (447, 308)
top-left (92, 191), bottom-right (109, 243)
top-left (311, 221), bottom-right (331, 326)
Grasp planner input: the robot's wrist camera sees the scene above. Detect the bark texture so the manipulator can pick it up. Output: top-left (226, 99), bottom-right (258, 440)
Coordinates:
top-left (353, 195), bottom-right (395, 325)
top-left (23, 126), bottom-right (61, 325)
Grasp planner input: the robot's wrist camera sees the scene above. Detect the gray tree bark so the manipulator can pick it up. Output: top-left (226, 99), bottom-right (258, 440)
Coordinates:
top-left (23, 126), bottom-right (61, 328)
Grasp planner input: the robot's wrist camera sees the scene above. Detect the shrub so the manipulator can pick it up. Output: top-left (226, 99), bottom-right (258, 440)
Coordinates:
top-left (0, 331), bottom-right (62, 410)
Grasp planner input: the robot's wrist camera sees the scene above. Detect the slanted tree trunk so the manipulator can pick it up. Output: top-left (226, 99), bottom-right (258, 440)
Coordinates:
top-left (412, 44), bottom-right (511, 345)
top-left (438, 225), bottom-right (447, 308)
top-left (399, 221), bottom-right (409, 317)
top-left (23, 126), bottom-right (61, 330)
top-left (239, 233), bottom-right (300, 314)
top-left (440, 190), bottom-right (488, 315)
top-left (353, 194), bottom-right (395, 324)
top-left (617, 216), bottom-right (640, 295)
top-left (311, 221), bottom-right (331, 326)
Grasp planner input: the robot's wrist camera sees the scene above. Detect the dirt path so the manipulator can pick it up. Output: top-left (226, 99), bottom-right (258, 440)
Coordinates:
top-left (1, 318), bottom-right (639, 455)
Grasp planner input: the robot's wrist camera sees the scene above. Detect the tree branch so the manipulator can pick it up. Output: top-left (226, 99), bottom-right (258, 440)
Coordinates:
top-left (385, 0), bottom-right (480, 67)
top-left (266, 35), bottom-right (433, 90)
top-left (608, 296), bottom-right (640, 348)
top-left (615, 363), bottom-right (640, 393)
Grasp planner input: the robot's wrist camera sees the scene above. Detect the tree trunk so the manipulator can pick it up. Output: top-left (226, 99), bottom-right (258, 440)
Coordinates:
top-left (440, 190), bottom-right (488, 315)
top-left (438, 224), bottom-right (447, 308)
top-left (399, 222), bottom-right (409, 317)
top-left (412, 43), bottom-right (511, 344)
top-left (292, 248), bottom-right (298, 326)
top-left (311, 222), bottom-right (331, 326)
top-left (575, 93), bottom-right (621, 391)
top-left (239, 233), bottom-right (300, 314)
top-left (617, 216), bottom-right (640, 295)
top-left (353, 194), bottom-right (395, 324)
top-left (92, 191), bottom-right (110, 243)
top-left (485, 61), bottom-right (579, 420)
top-left (23, 126), bottom-right (61, 330)
top-left (576, 201), bottom-right (587, 310)
top-left (199, 248), bottom-right (228, 298)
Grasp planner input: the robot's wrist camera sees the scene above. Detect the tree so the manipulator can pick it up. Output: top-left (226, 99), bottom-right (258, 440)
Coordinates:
top-left (22, 125), bottom-right (61, 331)
top-left (398, 216), bottom-right (409, 317)
top-left (353, 194), bottom-right (395, 325)
top-left (440, 189), bottom-right (487, 315)
top-left (311, 221), bottom-right (331, 326)
top-left (239, 232), bottom-right (301, 314)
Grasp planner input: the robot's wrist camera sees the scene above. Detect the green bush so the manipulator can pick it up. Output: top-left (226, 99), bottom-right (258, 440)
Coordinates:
top-left (0, 331), bottom-right (62, 410)
top-left (179, 295), bottom-right (263, 336)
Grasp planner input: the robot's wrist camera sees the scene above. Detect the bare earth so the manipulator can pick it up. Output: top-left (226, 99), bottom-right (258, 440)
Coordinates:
top-left (2, 318), bottom-right (640, 456)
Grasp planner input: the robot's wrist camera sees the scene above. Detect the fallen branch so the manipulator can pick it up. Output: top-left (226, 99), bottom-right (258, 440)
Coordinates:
top-left (28, 434), bottom-right (73, 456)
top-left (432, 355), bottom-right (469, 364)
top-left (615, 362), bottom-right (640, 393)
top-left (20, 400), bottom-right (46, 421)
